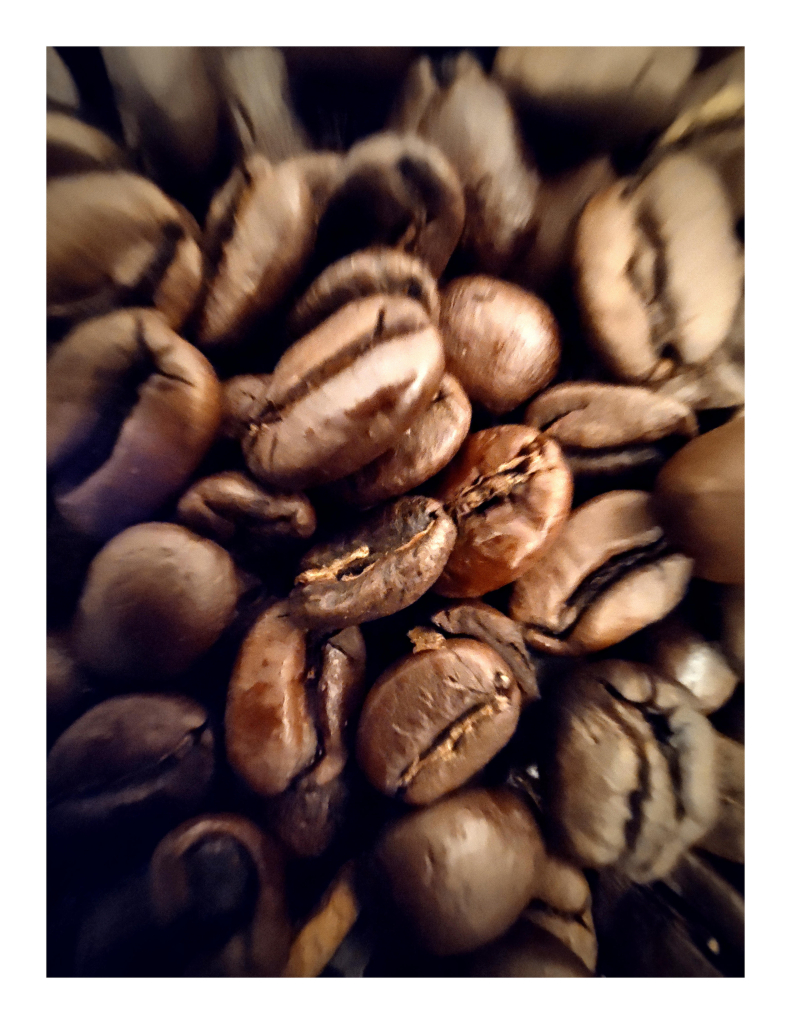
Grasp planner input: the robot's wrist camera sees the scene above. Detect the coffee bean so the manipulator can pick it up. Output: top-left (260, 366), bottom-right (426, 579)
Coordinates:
top-left (643, 616), bottom-right (738, 715)
top-left (356, 636), bottom-right (521, 803)
top-left (73, 522), bottom-right (240, 681)
top-left (243, 295), bottom-right (445, 489)
top-left (433, 425), bottom-right (573, 597)
top-left (47, 309), bottom-right (222, 540)
top-left (440, 276), bottom-right (560, 414)
top-left (47, 111), bottom-right (126, 178)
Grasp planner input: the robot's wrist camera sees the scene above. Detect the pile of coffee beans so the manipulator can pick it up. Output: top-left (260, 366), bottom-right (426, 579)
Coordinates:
top-left (47, 46), bottom-right (745, 977)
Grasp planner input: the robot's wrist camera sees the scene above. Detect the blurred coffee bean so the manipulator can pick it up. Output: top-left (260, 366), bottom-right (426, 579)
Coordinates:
top-left (312, 131), bottom-right (465, 278)
top-left (210, 47), bottom-right (309, 162)
top-left (101, 47), bottom-right (221, 186)
top-left (266, 773), bottom-right (350, 860)
top-left (48, 693), bottom-right (214, 850)
top-left (47, 112), bottom-right (126, 178)
top-left (469, 919), bottom-right (593, 977)
top-left (371, 787), bottom-right (546, 955)
top-left (545, 660), bottom-right (717, 882)
top-left (198, 154), bottom-right (317, 348)
top-left (47, 631), bottom-right (95, 746)
top-left (47, 310), bottom-right (222, 540)
top-left (288, 247), bottom-right (440, 339)
top-left (390, 52), bottom-right (540, 275)
top-left (574, 154), bottom-right (743, 384)
top-left (149, 813), bottom-right (291, 976)
top-left (290, 496), bottom-right (456, 631)
top-left (522, 854), bottom-right (597, 972)
top-left (719, 584), bottom-right (744, 678)
top-left (440, 276), bottom-right (560, 414)
top-left (524, 382), bottom-right (697, 477)
top-left (643, 616), bottom-right (738, 714)
top-left (333, 374), bottom-right (471, 509)
top-left (511, 490), bottom-right (693, 655)
top-left (494, 47), bottom-right (698, 146)
top-left (429, 600), bottom-right (538, 702)
top-left (283, 861), bottom-right (359, 976)
top-left (696, 731), bottom-right (744, 863)
top-left (48, 47), bottom-right (80, 112)
top-left (433, 425), bottom-right (573, 597)
top-left (653, 414), bottom-right (744, 583)
top-left (73, 523), bottom-right (240, 682)
top-left (242, 295), bottom-right (445, 490)
top-left (177, 471), bottom-right (316, 549)
top-left (47, 173), bottom-right (203, 332)
top-left (356, 636), bottom-right (521, 803)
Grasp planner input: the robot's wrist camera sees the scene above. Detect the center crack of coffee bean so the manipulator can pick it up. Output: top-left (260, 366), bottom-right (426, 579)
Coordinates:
top-left (450, 450), bottom-right (543, 521)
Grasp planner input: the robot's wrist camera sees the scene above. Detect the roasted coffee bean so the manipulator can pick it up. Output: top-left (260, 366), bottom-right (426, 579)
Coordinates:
top-left (149, 813), bottom-right (291, 976)
top-left (47, 171), bottom-right (203, 331)
top-left (574, 154), bottom-right (743, 385)
top-left (429, 600), bottom-right (538, 702)
top-left (101, 47), bottom-right (221, 184)
top-left (290, 496), bottom-right (456, 631)
top-left (643, 616), bottom-right (738, 715)
top-left (47, 46), bottom-right (80, 111)
top-left (469, 919), bottom-right (593, 977)
top-left (545, 660), bottom-right (717, 882)
top-left (225, 601), bottom-right (365, 798)
top-left (696, 731), bottom-right (744, 863)
top-left (47, 112), bottom-right (126, 178)
top-left (524, 382), bottom-right (697, 477)
top-left (332, 374), bottom-right (471, 509)
top-left (47, 309), bottom-right (222, 540)
top-left (288, 247), bottom-right (440, 339)
top-left (220, 373), bottom-right (272, 440)
top-left (494, 47), bottom-right (698, 145)
top-left (243, 295), bottom-right (445, 490)
top-left (514, 156), bottom-right (616, 292)
top-left (390, 52), bottom-right (540, 275)
top-left (210, 46), bottom-right (309, 162)
top-left (511, 490), bottom-right (694, 655)
top-left (47, 631), bottom-right (95, 745)
top-left (312, 131), bottom-right (465, 278)
top-left (198, 153), bottom-right (317, 348)
top-left (440, 276), bottom-right (560, 414)
top-left (266, 773), bottom-right (350, 860)
top-left (521, 855), bottom-right (597, 972)
top-left (73, 522), bottom-right (240, 682)
top-left (177, 471), bottom-right (316, 548)
top-left (432, 425), bottom-right (573, 598)
top-left (356, 636), bottom-right (521, 804)
top-left (48, 693), bottom-right (214, 846)
top-left (653, 414), bottom-right (744, 584)
top-left (371, 788), bottom-right (546, 955)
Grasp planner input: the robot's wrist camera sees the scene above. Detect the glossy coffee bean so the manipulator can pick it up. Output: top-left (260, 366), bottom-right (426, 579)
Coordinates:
top-left (47, 309), bottom-right (222, 540)
top-left (433, 425), bottom-right (573, 598)
top-left (390, 52), bottom-right (540, 275)
top-left (290, 496), bottom-right (456, 631)
top-left (74, 523), bottom-right (240, 682)
top-left (524, 381), bottom-right (697, 476)
top-left (371, 788), bottom-right (545, 955)
top-left (243, 295), bottom-right (445, 490)
top-left (47, 171), bottom-right (203, 331)
top-left (440, 276), bottom-right (560, 414)
top-left (48, 693), bottom-right (214, 846)
top-left (332, 374), bottom-right (471, 509)
top-left (511, 490), bottom-right (693, 655)
top-left (653, 415), bottom-right (744, 584)
top-left (644, 617), bottom-right (738, 715)
top-left (545, 660), bottom-right (717, 882)
top-left (149, 813), bottom-right (292, 976)
top-left (356, 636), bottom-right (521, 804)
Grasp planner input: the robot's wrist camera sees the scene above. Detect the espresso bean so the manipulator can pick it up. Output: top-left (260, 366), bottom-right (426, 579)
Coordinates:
top-left (73, 523), bottom-right (240, 682)
top-left (332, 374), bottom-right (471, 509)
top-left (47, 309), bottom-right (222, 540)
top-left (440, 276), bottom-right (560, 414)
top-left (288, 247), bottom-right (440, 339)
top-left (356, 637), bottom-right (521, 804)
top-left (433, 425), bottom-right (573, 598)
top-left (545, 660), bottom-right (717, 882)
top-left (243, 295), bottom-right (445, 490)
top-left (371, 788), bottom-right (545, 955)
top-left (289, 496), bottom-right (456, 631)
top-left (48, 693), bottom-right (214, 847)
top-left (653, 414), bottom-right (744, 584)
top-left (511, 490), bottom-right (693, 655)
top-left (149, 813), bottom-right (291, 976)
top-left (47, 171), bottom-right (203, 331)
